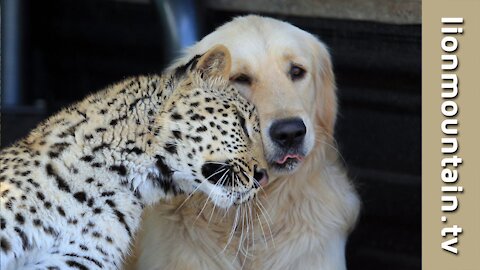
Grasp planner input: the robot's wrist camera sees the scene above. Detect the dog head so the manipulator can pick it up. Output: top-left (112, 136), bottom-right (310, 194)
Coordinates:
top-left (171, 15), bottom-right (336, 178)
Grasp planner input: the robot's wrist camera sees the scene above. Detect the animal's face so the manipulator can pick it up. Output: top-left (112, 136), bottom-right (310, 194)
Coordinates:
top-left (178, 16), bottom-right (336, 178)
top-left (161, 46), bottom-right (268, 209)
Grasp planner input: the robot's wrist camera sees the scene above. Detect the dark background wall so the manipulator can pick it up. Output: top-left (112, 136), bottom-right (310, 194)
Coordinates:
top-left (0, 1), bottom-right (421, 269)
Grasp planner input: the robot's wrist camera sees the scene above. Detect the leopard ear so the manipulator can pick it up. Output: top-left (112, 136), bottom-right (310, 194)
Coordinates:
top-left (195, 45), bottom-right (232, 80)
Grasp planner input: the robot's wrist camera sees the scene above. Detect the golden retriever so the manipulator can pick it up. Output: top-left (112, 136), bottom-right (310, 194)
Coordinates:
top-left (125, 15), bottom-right (360, 270)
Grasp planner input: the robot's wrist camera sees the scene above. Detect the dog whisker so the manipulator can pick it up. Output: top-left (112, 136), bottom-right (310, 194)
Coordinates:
top-left (315, 135), bottom-right (347, 166)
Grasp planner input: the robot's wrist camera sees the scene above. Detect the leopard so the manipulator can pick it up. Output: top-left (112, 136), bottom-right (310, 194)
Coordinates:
top-left (0, 45), bottom-right (268, 270)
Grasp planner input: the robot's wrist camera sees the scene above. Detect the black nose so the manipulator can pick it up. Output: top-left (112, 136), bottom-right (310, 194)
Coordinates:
top-left (269, 118), bottom-right (306, 148)
top-left (202, 163), bottom-right (227, 184)
top-left (253, 166), bottom-right (268, 188)
top-left (253, 168), bottom-right (266, 182)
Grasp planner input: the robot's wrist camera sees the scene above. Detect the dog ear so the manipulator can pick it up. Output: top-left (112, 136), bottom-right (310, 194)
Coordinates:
top-left (311, 38), bottom-right (337, 142)
top-left (196, 44), bottom-right (232, 80)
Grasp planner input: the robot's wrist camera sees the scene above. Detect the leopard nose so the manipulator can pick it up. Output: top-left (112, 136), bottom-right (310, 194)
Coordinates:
top-left (269, 118), bottom-right (306, 148)
top-left (202, 163), bottom-right (228, 184)
top-left (253, 166), bottom-right (268, 187)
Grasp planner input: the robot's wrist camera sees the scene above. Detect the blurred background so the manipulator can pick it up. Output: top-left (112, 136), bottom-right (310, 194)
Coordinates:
top-left (0, 0), bottom-right (421, 269)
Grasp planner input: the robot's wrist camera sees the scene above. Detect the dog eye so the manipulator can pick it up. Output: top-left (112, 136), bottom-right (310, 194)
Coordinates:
top-left (232, 74), bottom-right (252, 85)
top-left (289, 65), bottom-right (306, 80)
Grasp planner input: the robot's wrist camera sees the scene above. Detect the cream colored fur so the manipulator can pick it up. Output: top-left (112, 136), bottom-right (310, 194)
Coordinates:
top-left (125, 15), bottom-right (360, 270)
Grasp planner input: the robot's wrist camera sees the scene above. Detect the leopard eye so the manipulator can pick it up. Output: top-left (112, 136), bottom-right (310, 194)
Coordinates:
top-left (232, 74), bottom-right (252, 85)
top-left (238, 114), bottom-right (250, 139)
top-left (289, 65), bottom-right (306, 81)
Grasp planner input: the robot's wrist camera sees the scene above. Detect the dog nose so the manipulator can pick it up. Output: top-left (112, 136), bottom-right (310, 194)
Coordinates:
top-left (269, 118), bottom-right (306, 148)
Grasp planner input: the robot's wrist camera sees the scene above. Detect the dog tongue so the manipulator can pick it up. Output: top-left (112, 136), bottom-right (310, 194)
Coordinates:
top-left (276, 154), bottom-right (303, 164)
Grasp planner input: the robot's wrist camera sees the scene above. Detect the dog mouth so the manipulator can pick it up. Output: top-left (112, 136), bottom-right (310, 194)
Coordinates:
top-left (269, 153), bottom-right (305, 172)
top-left (275, 154), bottom-right (304, 164)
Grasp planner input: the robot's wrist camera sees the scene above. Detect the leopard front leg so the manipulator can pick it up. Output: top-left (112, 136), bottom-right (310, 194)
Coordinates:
top-left (5, 252), bottom-right (105, 270)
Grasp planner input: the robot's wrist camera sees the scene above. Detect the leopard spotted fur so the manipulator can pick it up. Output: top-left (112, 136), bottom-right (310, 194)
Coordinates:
top-left (0, 46), bottom-right (267, 269)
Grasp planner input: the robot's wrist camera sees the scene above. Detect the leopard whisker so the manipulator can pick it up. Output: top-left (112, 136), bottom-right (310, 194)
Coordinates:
top-left (193, 169), bottom-right (229, 224)
top-left (240, 199), bottom-right (253, 267)
top-left (237, 179), bottom-right (253, 262)
top-left (207, 169), bottom-right (230, 226)
top-left (240, 207), bottom-right (250, 270)
top-left (232, 197), bottom-right (245, 265)
top-left (220, 191), bottom-right (241, 255)
top-left (176, 167), bottom-right (227, 212)
top-left (242, 171), bottom-right (267, 197)
top-left (249, 200), bottom-right (255, 254)
top-left (207, 195), bottom-right (218, 226)
top-left (256, 209), bottom-right (269, 248)
top-left (204, 161), bottom-right (230, 166)
top-left (220, 171), bottom-right (236, 221)
top-left (255, 200), bottom-right (275, 248)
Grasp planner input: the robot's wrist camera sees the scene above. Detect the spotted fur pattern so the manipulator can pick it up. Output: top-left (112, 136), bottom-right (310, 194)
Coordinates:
top-left (0, 47), bottom-right (266, 269)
